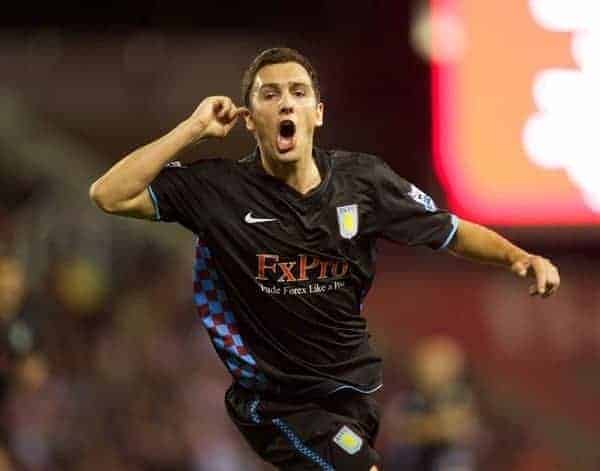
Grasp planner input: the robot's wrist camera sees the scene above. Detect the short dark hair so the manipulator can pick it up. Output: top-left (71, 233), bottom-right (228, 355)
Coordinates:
top-left (241, 47), bottom-right (321, 108)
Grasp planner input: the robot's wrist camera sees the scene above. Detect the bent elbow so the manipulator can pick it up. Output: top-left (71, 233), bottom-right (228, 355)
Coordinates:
top-left (89, 181), bottom-right (116, 213)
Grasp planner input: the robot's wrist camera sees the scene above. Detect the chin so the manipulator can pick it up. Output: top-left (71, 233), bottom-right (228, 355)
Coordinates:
top-left (275, 150), bottom-right (302, 163)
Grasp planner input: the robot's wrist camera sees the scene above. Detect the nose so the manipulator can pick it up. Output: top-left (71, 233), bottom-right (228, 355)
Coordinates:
top-left (279, 92), bottom-right (294, 115)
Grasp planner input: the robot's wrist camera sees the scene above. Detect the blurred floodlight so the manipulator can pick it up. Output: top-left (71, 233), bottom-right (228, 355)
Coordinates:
top-left (572, 30), bottom-right (600, 72)
top-left (411, 2), bottom-right (465, 63)
top-left (529, 0), bottom-right (600, 31)
top-left (529, 69), bottom-right (600, 129)
top-left (523, 0), bottom-right (600, 212)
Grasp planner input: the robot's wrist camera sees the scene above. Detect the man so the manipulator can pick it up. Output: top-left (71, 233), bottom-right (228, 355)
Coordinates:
top-left (89, 48), bottom-right (559, 470)
top-left (386, 336), bottom-right (479, 470)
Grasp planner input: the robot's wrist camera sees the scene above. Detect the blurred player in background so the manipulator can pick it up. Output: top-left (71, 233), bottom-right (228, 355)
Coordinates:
top-left (90, 47), bottom-right (559, 470)
top-left (384, 336), bottom-right (479, 471)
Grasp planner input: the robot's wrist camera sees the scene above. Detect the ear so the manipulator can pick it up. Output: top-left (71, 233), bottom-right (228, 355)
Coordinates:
top-left (315, 102), bottom-right (324, 127)
top-left (244, 110), bottom-right (256, 132)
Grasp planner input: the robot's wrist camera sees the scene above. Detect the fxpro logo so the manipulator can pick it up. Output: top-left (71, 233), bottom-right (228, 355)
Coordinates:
top-left (256, 254), bottom-right (349, 283)
top-left (524, 0), bottom-right (600, 211)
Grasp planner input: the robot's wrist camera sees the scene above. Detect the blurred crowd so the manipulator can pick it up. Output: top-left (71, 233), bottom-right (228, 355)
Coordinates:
top-left (0, 242), bottom-right (266, 470)
top-left (0, 175), bottom-right (570, 471)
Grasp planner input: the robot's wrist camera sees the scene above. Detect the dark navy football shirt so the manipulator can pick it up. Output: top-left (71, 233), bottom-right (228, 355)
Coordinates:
top-left (149, 147), bottom-right (457, 400)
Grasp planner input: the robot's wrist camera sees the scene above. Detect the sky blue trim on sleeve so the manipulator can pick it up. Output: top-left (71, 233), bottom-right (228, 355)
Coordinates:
top-left (147, 185), bottom-right (160, 221)
top-left (438, 214), bottom-right (459, 250)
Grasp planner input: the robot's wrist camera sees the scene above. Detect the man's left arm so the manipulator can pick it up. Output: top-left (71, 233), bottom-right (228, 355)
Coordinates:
top-left (447, 218), bottom-right (560, 298)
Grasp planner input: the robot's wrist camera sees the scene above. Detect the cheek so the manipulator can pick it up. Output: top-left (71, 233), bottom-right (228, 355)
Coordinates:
top-left (253, 119), bottom-right (274, 139)
top-left (256, 117), bottom-right (272, 131)
top-left (253, 109), bottom-right (274, 127)
top-left (300, 111), bottom-right (320, 130)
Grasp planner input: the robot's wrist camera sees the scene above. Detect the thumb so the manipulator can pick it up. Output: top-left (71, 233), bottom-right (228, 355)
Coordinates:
top-left (511, 260), bottom-right (530, 277)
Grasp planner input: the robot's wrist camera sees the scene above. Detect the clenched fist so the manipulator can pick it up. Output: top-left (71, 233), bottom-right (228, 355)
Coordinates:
top-left (184, 96), bottom-right (249, 142)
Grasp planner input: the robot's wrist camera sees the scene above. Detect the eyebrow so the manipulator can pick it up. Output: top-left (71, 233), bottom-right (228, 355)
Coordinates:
top-left (258, 81), bottom-right (310, 90)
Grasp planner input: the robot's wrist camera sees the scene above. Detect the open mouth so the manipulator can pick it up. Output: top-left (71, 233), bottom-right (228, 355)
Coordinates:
top-left (277, 120), bottom-right (296, 153)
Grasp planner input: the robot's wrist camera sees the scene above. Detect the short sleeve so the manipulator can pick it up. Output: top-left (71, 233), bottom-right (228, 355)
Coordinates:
top-left (148, 159), bottom-right (230, 233)
top-left (373, 157), bottom-right (458, 250)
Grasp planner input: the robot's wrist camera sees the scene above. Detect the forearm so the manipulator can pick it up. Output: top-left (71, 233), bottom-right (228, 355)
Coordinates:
top-left (448, 219), bottom-right (529, 268)
top-left (89, 120), bottom-right (197, 210)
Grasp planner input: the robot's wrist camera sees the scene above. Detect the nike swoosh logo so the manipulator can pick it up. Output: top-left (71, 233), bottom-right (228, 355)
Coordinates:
top-left (244, 212), bottom-right (278, 224)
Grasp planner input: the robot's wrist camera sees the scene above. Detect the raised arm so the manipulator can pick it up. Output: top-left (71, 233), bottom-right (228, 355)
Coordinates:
top-left (89, 96), bottom-right (247, 219)
top-left (447, 218), bottom-right (560, 297)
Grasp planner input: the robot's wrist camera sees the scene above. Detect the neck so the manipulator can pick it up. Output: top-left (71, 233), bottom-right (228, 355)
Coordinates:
top-left (258, 146), bottom-right (321, 195)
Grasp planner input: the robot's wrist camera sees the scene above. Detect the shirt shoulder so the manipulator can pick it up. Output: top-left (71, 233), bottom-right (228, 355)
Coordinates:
top-left (177, 156), bottom-right (235, 175)
top-left (323, 148), bottom-right (384, 173)
top-left (325, 149), bottom-right (404, 186)
top-left (326, 148), bottom-right (379, 164)
top-left (166, 156), bottom-right (243, 186)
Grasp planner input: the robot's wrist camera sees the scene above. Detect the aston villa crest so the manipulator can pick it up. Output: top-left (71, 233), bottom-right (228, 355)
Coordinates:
top-left (337, 204), bottom-right (359, 239)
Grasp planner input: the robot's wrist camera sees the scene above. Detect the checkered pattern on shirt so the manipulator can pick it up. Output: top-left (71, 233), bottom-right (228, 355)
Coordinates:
top-left (193, 238), bottom-right (267, 389)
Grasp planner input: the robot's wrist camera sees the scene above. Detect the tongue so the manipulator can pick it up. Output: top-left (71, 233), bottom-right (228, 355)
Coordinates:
top-left (277, 134), bottom-right (295, 153)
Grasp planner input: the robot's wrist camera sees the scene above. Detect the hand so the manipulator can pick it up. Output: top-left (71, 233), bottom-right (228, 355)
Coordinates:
top-left (511, 254), bottom-right (560, 297)
top-left (184, 96), bottom-right (249, 142)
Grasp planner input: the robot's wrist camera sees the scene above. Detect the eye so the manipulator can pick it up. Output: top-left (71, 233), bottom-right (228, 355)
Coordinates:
top-left (294, 90), bottom-right (306, 97)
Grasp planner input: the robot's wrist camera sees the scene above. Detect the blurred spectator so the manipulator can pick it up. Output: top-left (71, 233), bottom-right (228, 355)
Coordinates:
top-left (382, 336), bottom-right (480, 471)
top-left (0, 256), bottom-right (39, 419)
top-left (0, 254), bottom-right (48, 470)
top-left (0, 446), bottom-right (16, 471)
top-left (0, 256), bottom-right (27, 325)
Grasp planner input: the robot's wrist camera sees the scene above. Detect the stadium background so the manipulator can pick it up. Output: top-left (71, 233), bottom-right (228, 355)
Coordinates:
top-left (0, 1), bottom-right (598, 469)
